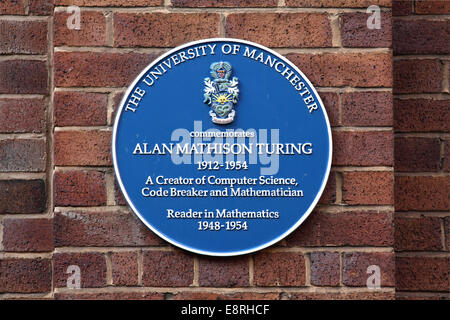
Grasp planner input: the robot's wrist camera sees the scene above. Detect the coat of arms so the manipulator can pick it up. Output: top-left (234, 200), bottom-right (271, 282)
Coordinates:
top-left (203, 61), bottom-right (239, 124)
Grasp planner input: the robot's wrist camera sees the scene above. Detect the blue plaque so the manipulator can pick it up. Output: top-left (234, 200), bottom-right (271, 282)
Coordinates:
top-left (113, 38), bottom-right (332, 256)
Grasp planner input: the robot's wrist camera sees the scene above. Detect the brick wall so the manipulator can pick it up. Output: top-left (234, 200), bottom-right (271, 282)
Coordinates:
top-left (0, 0), bottom-right (446, 300)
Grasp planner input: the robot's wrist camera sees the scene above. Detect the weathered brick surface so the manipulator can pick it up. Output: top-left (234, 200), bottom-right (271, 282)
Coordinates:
top-left (53, 170), bottom-right (106, 206)
top-left (254, 252), bottom-right (305, 287)
top-left (341, 92), bottom-right (393, 127)
top-left (2, 218), bottom-right (53, 252)
top-left (318, 172), bottom-right (336, 204)
top-left (172, 0), bottom-right (278, 7)
top-left (54, 11), bottom-right (107, 47)
top-left (169, 291), bottom-right (280, 300)
top-left (111, 251), bottom-right (139, 286)
top-left (392, 0), bottom-right (413, 16)
top-left (0, 60), bottom-right (48, 94)
top-left (29, 0), bottom-right (54, 15)
top-left (415, 0), bottom-right (450, 14)
top-left (395, 216), bottom-right (443, 251)
top-left (445, 217), bottom-right (450, 250)
top-left (54, 0), bottom-right (162, 6)
top-left (0, 0), bottom-right (25, 14)
top-left (0, 139), bottom-right (46, 172)
top-left (394, 137), bottom-right (441, 172)
top-left (0, 179), bottom-right (46, 214)
top-left (284, 0), bottom-right (391, 7)
top-left (310, 252), bottom-right (340, 286)
top-left (395, 176), bottom-right (449, 211)
top-left (284, 291), bottom-right (396, 300)
top-left (55, 291), bottom-right (164, 300)
top-left (342, 252), bottom-right (395, 287)
top-left (54, 92), bottom-right (108, 126)
top-left (287, 53), bottom-right (392, 87)
top-left (54, 130), bottom-right (111, 166)
top-left (318, 91), bottom-right (340, 127)
top-left (286, 210), bottom-right (394, 247)
top-left (341, 12), bottom-right (392, 48)
top-left (53, 252), bottom-right (107, 288)
top-left (393, 59), bottom-right (443, 94)
top-left (396, 257), bottom-right (449, 291)
top-left (142, 250), bottom-right (194, 287)
top-left (0, 20), bottom-right (48, 54)
top-left (226, 13), bottom-right (332, 48)
top-left (199, 256), bottom-right (249, 287)
top-left (0, 98), bottom-right (45, 133)
top-left (0, 258), bottom-right (51, 293)
top-left (342, 171), bottom-right (394, 205)
top-left (444, 140), bottom-right (450, 172)
top-left (114, 13), bottom-right (220, 48)
top-left (54, 210), bottom-right (163, 246)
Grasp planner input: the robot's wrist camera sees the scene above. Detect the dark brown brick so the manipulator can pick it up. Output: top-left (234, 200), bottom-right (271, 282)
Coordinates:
top-left (254, 252), bottom-right (305, 287)
top-left (342, 252), bottom-right (395, 287)
top-left (395, 176), bottom-right (449, 211)
top-left (445, 217), bottom-right (450, 250)
top-left (53, 252), bottom-right (107, 288)
top-left (396, 257), bottom-right (449, 291)
top-left (172, 0), bottom-right (278, 7)
top-left (111, 251), bottom-right (139, 286)
top-left (53, 170), bottom-right (106, 206)
top-left (0, 139), bottom-right (46, 172)
top-left (54, 92), bottom-right (107, 126)
top-left (55, 291), bottom-right (164, 300)
top-left (54, 0), bottom-right (161, 6)
top-left (0, 60), bottom-right (48, 94)
top-left (341, 12), bottom-right (392, 48)
top-left (54, 210), bottom-right (163, 247)
top-left (29, 0), bottom-right (54, 15)
top-left (0, 258), bottom-right (51, 293)
top-left (114, 13), bottom-right (220, 47)
top-left (394, 137), bottom-right (441, 172)
top-left (54, 130), bottom-right (111, 166)
top-left (341, 92), bottom-right (393, 126)
top-left (319, 172), bottom-right (336, 204)
top-left (444, 140), bottom-right (450, 172)
top-left (226, 13), bottom-right (332, 48)
top-left (394, 59), bottom-right (443, 94)
top-left (310, 252), bottom-right (340, 286)
top-left (169, 291), bottom-right (280, 300)
top-left (395, 216), bottom-right (443, 251)
top-left (3, 218), bottom-right (53, 252)
top-left (0, 98), bottom-right (45, 133)
top-left (283, 291), bottom-right (395, 300)
top-left (342, 171), bottom-right (394, 205)
top-left (142, 250), bottom-right (194, 287)
top-left (199, 256), bottom-right (249, 287)
top-left (393, 0), bottom-right (413, 16)
top-left (0, 179), bottom-right (46, 214)
top-left (0, 20), bottom-right (47, 54)
top-left (0, 0), bottom-right (25, 14)
top-left (415, 0), bottom-right (450, 14)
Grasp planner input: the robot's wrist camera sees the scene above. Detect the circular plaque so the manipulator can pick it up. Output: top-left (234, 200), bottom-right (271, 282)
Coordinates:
top-left (113, 38), bottom-right (332, 256)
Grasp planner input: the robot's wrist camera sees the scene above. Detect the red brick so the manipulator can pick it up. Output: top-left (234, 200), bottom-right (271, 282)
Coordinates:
top-left (283, 291), bottom-right (395, 300)
top-left (54, 11), bottom-right (107, 47)
top-left (342, 171), bottom-right (394, 205)
top-left (253, 252), bottom-right (305, 287)
top-left (395, 176), bottom-right (449, 211)
top-left (142, 250), bottom-right (194, 287)
top-left (0, 139), bottom-right (46, 172)
top-left (0, 20), bottom-right (47, 54)
top-left (284, 0), bottom-right (391, 7)
top-left (395, 216), bottom-right (443, 251)
top-left (393, 20), bottom-right (450, 54)
top-left (415, 0), bottom-right (450, 14)
top-left (394, 137), bottom-right (441, 172)
top-left (0, 258), bottom-right (51, 293)
top-left (0, 0), bottom-right (25, 14)
top-left (445, 217), bottom-right (450, 250)
top-left (53, 170), bottom-right (106, 206)
top-left (394, 98), bottom-right (450, 132)
top-left (111, 90), bottom-right (125, 125)
top-left (0, 98), bottom-right (45, 133)
top-left (172, 0), bottom-right (277, 7)
top-left (396, 257), bottom-right (449, 291)
top-left (319, 172), bottom-right (336, 204)
top-left (341, 92), bottom-right (393, 126)
top-left (54, 210), bottom-right (163, 247)
top-left (54, 51), bottom-right (158, 87)
top-left (111, 251), bottom-right (139, 286)
top-left (310, 252), bottom-right (340, 286)
top-left (0, 60), bottom-right (48, 94)
top-left (54, 92), bottom-right (107, 127)
top-left (199, 256), bottom-right (249, 287)
top-left (54, 130), bottom-right (111, 166)
top-left (318, 91), bottom-right (340, 127)
top-left (333, 131), bottom-right (393, 166)
top-left (114, 13), bottom-right (219, 48)
top-left (0, 179), bottom-right (46, 214)
top-left (54, 0), bottom-right (161, 6)
top-left (393, 0), bottom-right (413, 16)
top-left (29, 0), bottom-right (54, 15)
top-left (341, 12), bottom-right (392, 48)
top-left (114, 176), bottom-right (127, 205)
top-left (444, 140), bottom-right (450, 172)
top-left (2, 218), bottom-right (53, 252)
top-left (394, 59), bottom-right (443, 94)
top-left (226, 13), bottom-right (331, 48)
top-left (286, 210), bottom-right (394, 247)
top-left (287, 53), bottom-right (392, 87)
top-left (53, 252), bottom-right (107, 288)
top-left (342, 252), bottom-right (395, 287)
top-left (55, 291), bottom-right (164, 300)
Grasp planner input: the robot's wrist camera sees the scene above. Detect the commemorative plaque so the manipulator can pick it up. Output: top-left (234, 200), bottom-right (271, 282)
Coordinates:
top-left (113, 38), bottom-right (332, 256)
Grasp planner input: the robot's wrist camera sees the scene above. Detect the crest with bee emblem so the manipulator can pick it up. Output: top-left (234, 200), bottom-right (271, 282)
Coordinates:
top-left (203, 61), bottom-right (239, 124)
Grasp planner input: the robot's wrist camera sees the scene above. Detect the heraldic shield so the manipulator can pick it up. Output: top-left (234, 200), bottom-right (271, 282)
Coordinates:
top-left (203, 61), bottom-right (239, 124)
